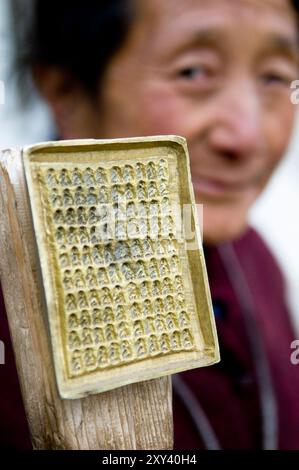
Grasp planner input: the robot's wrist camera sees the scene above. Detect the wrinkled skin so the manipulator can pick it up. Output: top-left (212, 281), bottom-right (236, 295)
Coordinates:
top-left (39, 0), bottom-right (299, 243)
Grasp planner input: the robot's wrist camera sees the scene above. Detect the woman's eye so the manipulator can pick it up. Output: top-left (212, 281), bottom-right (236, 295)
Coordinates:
top-left (178, 66), bottom-right (205, 79)
top-left (261, 72), bottom-right (290, 86)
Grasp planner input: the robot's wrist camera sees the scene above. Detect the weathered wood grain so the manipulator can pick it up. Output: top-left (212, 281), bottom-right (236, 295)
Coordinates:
top-left (0, 148), bottom-right (173, 450)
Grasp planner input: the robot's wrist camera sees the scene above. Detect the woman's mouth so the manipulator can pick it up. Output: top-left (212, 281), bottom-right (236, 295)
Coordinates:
top-left (192, 175), bottom-right (257, 198)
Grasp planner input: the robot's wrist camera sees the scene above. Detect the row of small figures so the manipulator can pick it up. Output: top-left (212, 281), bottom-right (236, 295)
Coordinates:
top-left (56, 235), bottom-right (177, 262)
top-left (69, 329), bottom-right (194, 374)
top-left (53, 208), bottom-right (174, 238)
top-left (61, 253), bottom-right (181, 282)
top-left (47, 181), bottom-right (169, 207)
top-left (65, 285), bottom-right (186, 315)
top-left (67, 298), bottom-right (190, 333)
top-left (43, 160), bottom-right (169, 188)
top-left (67, 312), bottom-right (190, 349)
top-left (63, 271), bottom-right (183, 298)
top-left (49, 193), bottom-right (172, 222)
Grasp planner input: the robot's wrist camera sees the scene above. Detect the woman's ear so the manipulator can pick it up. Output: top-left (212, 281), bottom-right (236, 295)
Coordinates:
top-left (32, 64), bottom-right (101, 139)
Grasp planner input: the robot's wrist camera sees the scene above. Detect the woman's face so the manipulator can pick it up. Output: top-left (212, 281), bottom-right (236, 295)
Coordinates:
top-left (54, 0), bottom-right (299, 243)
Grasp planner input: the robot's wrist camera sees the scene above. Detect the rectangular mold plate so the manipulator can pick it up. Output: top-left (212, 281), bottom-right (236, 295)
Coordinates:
top-left (23, 136), bottom-right (219, 399)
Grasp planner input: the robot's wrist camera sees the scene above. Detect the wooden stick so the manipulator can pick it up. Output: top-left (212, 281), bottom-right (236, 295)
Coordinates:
top-left (0, 148), bottom-right (173, 450)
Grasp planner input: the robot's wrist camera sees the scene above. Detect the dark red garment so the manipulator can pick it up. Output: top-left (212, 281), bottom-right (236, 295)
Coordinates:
top-left (0, 228), bottom-right (298, 449)
top-left (173, 228), bottom-right (299, 449)
top-left (0, 287), bottom-right (32, 449)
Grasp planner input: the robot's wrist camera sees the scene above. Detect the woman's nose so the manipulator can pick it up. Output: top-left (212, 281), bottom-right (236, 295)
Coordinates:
top-left (208, 82), bottom-right (264, 160)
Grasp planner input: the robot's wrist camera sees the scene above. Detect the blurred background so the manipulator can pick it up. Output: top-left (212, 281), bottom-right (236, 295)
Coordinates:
top-left (0, 0), bottom-right (298, 332)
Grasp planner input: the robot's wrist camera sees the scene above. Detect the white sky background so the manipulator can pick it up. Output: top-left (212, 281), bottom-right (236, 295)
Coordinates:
top-left (0, 0), bottom-right (298, 332)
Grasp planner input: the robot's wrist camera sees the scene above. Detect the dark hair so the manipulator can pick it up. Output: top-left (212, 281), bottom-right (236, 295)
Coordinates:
top-left (13, 0), bottom-right (133, 95)
top-left (13, 0), bottom-right (299, 97)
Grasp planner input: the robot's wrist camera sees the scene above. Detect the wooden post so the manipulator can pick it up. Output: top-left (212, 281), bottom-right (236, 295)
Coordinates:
top-left (0, 148), bottom-right (173, 450)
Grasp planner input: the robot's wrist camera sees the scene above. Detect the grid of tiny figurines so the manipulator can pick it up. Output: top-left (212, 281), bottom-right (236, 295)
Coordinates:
top-left (37, 158), bottom-right (195, 377)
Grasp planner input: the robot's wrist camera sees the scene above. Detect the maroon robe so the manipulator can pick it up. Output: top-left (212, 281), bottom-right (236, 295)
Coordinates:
top-left (0, 228), bottom-right (299, 449)
top-left (0, 287), bottom-right (31, 449)
top-left (173, 228), bottom-right (299, 449)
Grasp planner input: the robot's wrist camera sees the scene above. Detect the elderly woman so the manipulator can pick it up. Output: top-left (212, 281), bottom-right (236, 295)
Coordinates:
top-left (1, 0), bottom-right (299, 449)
